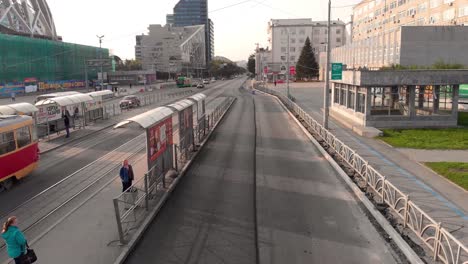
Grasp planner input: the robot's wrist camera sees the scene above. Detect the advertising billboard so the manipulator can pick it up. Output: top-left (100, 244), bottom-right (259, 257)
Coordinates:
top-left (148, 117), bottom-right (173, 163)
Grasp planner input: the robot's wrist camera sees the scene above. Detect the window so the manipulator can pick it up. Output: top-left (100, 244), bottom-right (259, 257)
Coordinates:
top-left (281, 65), bottom-right (286, 71)
top-left (0, 131), bottom-right (15, 155)
top-left (418, 2), bottom-right (427, 12)
top-left (390, 1), bottom-right (397, 9)
top-left (430, 13), bottom-right (440, 23)
top-left (407, 8), bottom-right (416, 16)
top-left (336, 37), bottom-right (341, 43)
top-left (299, 29), bottom-right (306, 35)
top-left (281, 47), bottom-right (286, 52)
top-left (281, 56), bottom-right (286, 61)
top-left (299, 38), bottom-right (305, 43)
top-left (290, 56), bottom-right (296, 61)
top-left (290, 47), bottom-right (296, 52)
top-left (444, 0), bottom-right (454, 4)
top-left (291, 38), bottom-right (296, 44)
top-left (375, 8), bottom-right (381, 16)
top-left (398, 0), bottom-right (406, 6)
top-left (430, 0), bottom-right (441, 8)
top-left (313, 29), bottom-right (320, 34)
top-left (336, 29), bottom-right (341, 34)
top-left (459, 6), bottom-right (468, 17)
top-left (16, 126), bottom-right (31, 149)
top-left (443, 8), bottom-right (455, 20)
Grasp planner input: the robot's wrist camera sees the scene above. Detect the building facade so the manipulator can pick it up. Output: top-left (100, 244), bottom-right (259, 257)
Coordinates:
top-left (135, 24), bottom-right (206, 75)
top-left (173, 0), bottom-right (214, 65)
top-left (268, 19), bottom-right (346, 77)
top-left (166, 14), bottom-right (175, 26)
top-left (330, 0), bottom-right (468, 68)
top-left (254, 47), bottom-right (272, 81)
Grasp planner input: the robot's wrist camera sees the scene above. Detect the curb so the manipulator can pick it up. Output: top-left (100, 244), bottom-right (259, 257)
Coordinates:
top-left (112, 97), bottom-right (237, 264)
top-left (258, 89), bottom-right (424, 264)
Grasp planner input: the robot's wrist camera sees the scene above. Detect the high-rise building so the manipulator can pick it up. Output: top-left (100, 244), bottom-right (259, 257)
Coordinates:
top-left (166, 14), bottom-right (175, 26)
top-left (135, 24), bottom-right (206, 74)
top-left (173, 0), bottom-right (214, 65)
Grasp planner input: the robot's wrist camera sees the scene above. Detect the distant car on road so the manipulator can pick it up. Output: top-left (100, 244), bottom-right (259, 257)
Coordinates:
top-left (119, 95), bottom-right (140, 109)
top-left (203, 79), bottom-right (210, 85)
top-left (197, 83), bottom-right (205, 89)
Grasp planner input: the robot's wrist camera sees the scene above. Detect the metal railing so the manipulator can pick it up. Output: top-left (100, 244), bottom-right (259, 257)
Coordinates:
top-left (112, 96), bottom-right (236, 245)
top-left (255, 85), bottom-right (468, 264)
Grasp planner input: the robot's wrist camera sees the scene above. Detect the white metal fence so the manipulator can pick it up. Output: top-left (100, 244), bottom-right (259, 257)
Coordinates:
top-left (255, 85), bottom-right (468, 264)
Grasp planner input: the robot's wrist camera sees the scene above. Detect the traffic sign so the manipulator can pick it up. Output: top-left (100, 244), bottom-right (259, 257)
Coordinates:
top-left (331, 63), bottom-right (343, 80)
top-left (86, 59), bottom-right (112, 67)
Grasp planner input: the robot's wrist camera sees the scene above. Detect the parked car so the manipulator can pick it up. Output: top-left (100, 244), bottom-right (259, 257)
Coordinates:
top-left (120, 95), bottom-right (140, 109)
top-left (197, 83), bottom-right (205, 89)
top-left (203, 79), bottom-right (210, 85)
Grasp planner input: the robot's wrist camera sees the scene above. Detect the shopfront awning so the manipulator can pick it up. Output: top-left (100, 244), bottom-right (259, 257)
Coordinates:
top-left (114, 107), bottom-right (174, 129)
top-left (0, 103), bottom-right (39, 115)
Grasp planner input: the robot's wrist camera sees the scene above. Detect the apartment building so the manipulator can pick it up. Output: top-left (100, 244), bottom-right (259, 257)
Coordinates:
top-left (267, 19), bottom-right (346, 79)
top-left (330, 0), bottom-right (468, 69)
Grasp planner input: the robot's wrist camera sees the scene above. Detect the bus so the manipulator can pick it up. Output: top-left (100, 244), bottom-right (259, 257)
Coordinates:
top-left (176, 77), bottom-right (192, 88)
top-left (0, 115), bottom-right (39, 191)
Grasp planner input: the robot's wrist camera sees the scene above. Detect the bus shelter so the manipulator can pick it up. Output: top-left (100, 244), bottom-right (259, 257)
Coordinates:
top-left (35, 93), bottom-right (93, 136)
top-left (0, 103), bottom-right (38, 116)
top-left (187, 93), bottom-right (207, 142)
top-left (114, 107), bottom-right (175, 189)
top-left (165, 99), bottom-right (194, 159)
top-left (86, 90), bottom-right (114, 121)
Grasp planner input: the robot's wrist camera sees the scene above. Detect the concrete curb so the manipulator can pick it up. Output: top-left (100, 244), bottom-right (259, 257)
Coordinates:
top-left (259, 89), bottom-right (424, 264)
top-left (112, 97), bottom-right (237, 264)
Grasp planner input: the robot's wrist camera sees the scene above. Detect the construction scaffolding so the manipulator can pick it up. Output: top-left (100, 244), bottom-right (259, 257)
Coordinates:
top-left (0, 33), bottom-right (109, 83)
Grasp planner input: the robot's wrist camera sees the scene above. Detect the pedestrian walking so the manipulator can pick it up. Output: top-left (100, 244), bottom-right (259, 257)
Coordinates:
top-left (10, 92), bottom-right (15, 102)
top-left (274, 80), bottom-right (277, 87)
top-left (2, 216), bottom-right (28, 264)
top-left (63, 111), bottom-right (70, 138)
top-left (119, 160), bottom-right (134, 192)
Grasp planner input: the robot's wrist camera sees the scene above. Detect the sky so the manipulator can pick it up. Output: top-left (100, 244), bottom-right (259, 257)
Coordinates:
top-left (47, 0), bottom-right (361, 62)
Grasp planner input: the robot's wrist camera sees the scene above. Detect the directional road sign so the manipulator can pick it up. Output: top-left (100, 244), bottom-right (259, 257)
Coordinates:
top-left (331, 63), bottom-right (343, 80)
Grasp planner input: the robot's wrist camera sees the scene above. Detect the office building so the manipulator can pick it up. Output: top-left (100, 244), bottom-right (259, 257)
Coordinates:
top-left (267, 19), bottom-right (346, 79)
top-left (173, 0), bottom-right (214, 64)
top-left (135, 24), bottom-right (206, 75)
top-left (329, 0), bottom-right (468, 68)
top-left (166, 14), bottom-right (175, 26)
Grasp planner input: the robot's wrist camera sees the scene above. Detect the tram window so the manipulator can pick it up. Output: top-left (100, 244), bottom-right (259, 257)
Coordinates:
top-left (0, 131), bottom-right (16, 155)
top-left (16, 126), bottom-right (31, 149)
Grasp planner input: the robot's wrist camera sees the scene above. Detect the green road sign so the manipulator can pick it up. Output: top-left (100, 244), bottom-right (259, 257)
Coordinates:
top-left (331, 63), bottom-right (343, 80)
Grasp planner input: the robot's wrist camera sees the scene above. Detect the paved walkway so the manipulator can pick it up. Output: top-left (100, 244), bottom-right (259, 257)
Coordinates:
top-left (396, 149), bottom-right (468, 162)
top-left (268, 82), bottom-right (468, 245)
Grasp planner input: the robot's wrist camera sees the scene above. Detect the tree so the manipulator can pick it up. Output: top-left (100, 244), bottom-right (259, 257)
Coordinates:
top-left (247, 54), bottom-right (256, 76)
top-left (116, 59), bottom-right (142, 71)
top-left (210, 59), bottom-right (246, 79)
top-left (296, 37), bottom-right (318, 80)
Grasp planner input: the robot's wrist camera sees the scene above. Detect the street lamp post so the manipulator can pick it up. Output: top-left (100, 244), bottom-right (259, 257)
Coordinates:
top-left (97, 35), bottom-right (105, 90)
top-left (287, 28), bottom-right (290, 98)
top-left (323, 0), bottom-right (331, 129)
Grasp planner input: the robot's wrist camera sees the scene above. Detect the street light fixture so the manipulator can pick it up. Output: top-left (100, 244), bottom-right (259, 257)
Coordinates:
top-left (97, 35), bottom-right (105, 90)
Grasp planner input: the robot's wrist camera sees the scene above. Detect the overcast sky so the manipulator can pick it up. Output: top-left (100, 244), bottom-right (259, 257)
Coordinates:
top-left (47, 0), bottom-right (359, 62)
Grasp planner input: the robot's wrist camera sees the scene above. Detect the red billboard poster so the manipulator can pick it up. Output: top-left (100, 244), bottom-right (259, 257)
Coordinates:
top-left (289, 66), bottom-right (296, 75)
top-left (148, 117), bottom-right (173, 162)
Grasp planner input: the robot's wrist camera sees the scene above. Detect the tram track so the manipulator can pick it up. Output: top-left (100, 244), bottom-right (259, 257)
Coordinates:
top-left (0, 80), bottom-right (242, 258)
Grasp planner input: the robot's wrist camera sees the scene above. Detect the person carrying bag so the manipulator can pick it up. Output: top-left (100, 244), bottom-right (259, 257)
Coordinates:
top-left (1, 216), bottom-right (37, 264)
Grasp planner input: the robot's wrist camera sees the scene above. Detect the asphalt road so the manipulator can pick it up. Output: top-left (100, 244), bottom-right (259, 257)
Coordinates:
top-left (125, 84), bottom-right (402, 263)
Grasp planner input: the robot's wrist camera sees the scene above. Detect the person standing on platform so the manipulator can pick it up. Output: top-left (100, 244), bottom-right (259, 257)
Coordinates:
top-left (119, 160), bottom-right (134, 192)
top-left (63, 111), bottom-right (70, 138)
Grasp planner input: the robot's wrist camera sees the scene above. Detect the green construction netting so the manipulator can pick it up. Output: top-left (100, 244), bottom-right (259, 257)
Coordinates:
top-left (0, 33), bottom-right (109, 83)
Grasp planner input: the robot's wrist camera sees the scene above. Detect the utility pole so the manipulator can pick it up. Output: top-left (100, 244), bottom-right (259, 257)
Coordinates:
top-left (97, 35), bottom-right (105, 90)
top-left (323, 0), bottom-right (331, 129)
top-left (287, 28), bottom-right (290, 98)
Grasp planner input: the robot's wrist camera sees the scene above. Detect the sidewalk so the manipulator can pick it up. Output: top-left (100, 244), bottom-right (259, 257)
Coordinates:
top-left (395, 149), bottom-right (468, 162)
top-left (270, 82), bottom-right (468, 244)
